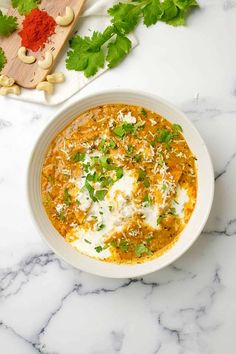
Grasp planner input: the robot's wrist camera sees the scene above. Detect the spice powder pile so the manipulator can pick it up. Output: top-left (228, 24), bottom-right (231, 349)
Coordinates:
top-left (19, 9), bottom-right (56, 52)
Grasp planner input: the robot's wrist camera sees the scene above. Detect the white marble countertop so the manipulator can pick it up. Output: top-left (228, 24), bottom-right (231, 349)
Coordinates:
top-left (1, 1), bottom-right (236, 353)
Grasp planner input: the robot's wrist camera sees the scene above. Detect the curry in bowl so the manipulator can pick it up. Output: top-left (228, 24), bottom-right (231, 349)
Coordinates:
top-left (41, 104), bottom-right (197, 264)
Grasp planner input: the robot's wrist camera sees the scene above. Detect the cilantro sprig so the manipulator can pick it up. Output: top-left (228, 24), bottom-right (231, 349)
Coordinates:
top-left (0, 10), bottom-right (18, 37)
top-left (0, 48), bottom-right (7, 72)
top-left (66, 0), bottom-right (198, 77)
top-left (11, 0), bottom-right (41, 15)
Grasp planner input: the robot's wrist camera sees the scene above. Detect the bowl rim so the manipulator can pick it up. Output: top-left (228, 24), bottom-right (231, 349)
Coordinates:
top-left (27, 89), bottom-right (215, 278)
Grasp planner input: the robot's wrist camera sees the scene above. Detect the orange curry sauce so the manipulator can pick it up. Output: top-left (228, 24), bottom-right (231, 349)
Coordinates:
top-left (41, 104), bottom-right (197, 264)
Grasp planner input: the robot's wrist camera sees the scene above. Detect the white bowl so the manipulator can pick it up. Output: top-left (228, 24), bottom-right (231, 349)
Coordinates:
top-left (27, 90), bottom-right (214, 278)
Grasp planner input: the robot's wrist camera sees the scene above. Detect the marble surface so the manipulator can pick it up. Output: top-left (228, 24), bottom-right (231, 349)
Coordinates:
top-left (1, 1), bottom-right (236, 353)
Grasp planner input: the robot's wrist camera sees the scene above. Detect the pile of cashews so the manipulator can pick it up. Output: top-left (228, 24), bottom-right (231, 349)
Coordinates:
top-left (1, 6), bottom-right (74, 96)
top-left (0, 75), bottom-right (21, 96)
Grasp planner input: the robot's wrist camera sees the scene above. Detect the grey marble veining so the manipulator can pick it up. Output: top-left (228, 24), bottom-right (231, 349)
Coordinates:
top-left (1, 1), bottom-right (236, 353)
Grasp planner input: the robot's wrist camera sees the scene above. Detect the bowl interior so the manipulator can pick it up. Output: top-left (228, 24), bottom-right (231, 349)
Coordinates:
top-left (28, 90), bottom-right (214, 278)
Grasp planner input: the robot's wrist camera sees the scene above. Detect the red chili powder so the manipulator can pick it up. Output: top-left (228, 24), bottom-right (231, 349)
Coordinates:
top-left (19, 9), bottom-right (56, 52)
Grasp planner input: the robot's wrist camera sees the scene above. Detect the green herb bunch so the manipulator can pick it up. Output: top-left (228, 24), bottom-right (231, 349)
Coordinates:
top-left (66, 0), bottom-right (198, 77)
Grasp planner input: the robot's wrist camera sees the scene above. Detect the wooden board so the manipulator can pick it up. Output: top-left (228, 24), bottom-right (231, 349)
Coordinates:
top-left (0, 0), bottom-right (85, 88)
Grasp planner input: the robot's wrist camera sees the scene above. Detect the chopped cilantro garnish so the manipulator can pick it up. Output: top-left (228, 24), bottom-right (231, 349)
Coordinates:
top-left (72, 152), bottom-right (86, 162)
top-left (113, 121), bottom-right (144, 138)
top-left (127, 145), bottom-right (135, 155)
top-left (97, 223), bottom-right (105, 231)
top-left (85, 181), bottom-right (97, 202)
top-left (116, 166), bottom-right (124, 180)
top-left (162, 183), bottom-right (167, 191)
top-left (98, 138), bottom-right (110, 153)
top-left (83, 163), bottom-right (90, 173)
top-left (143, 195), bottom-right (152, 207)
top-left (172, 123), bottom-right (183, 133)
top-left (98, 138), bottom-right (106, 150)
top-left (143, 179), bottom-right (150, 188)
top-left (141, 108), bottom-right (147, 117)
top-left (157, 215), bottom-right (165, 225)
top-left (135, 244), bottom-right (149, 257)
top-left (119, 240), bottom-right (129, 252)
top-left (138, 168), bottom-right (146, 181)
top-left (95, 189), bottom-right (108, 201)
top-left (134, 154), bottom-right (142, 162)
top-left (64, 188), bottom-right (71, 206)
top-left (47, 175), bottom-right (52, 183)
top-left (138, 168), bottom-right (149, 187)
top-left (113, 126), bottom-right (126, 138)
top-left (108, 205), bottom-right (113, 211)
top-left (146, 236), bottom-right (154, 244)
top-left (110, 239), bottom-right (117, 248)
top-left (84, 239), bottom-right (92, 244)
top-left (134, 121), bottom-right (145, 131)
top-left (86, 172), bottom-right (99, 182)
top-left (123, 122), bottom-right (135, 134)
top-left (169, 207), bottom-right (177, 215)
top-left (100, 156), bottom-right (113, 169)
top-left (59, 212), bottom-right (65, 221)
top-left (95, 245), bottom-right (103, 253)
top-left (109, 138), bottom-right (117, 149)
top-left (100, 176), bottom-right (114, 187)
top-left (157, 129), bottom-right (173, 143)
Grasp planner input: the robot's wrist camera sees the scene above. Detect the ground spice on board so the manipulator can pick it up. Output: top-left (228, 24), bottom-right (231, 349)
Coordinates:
top-left (19, 9), bottom-right (56, 52)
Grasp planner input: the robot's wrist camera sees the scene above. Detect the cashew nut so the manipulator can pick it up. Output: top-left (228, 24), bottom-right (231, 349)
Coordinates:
top-left (17, 47), bottom-right (36, 64)
top-left (56, 6), bottom-right (74, 26)
top-left (38, 51), bottom-right (53, 70)
top-left (36, 81), bottom-right (54, 95)
top-left (46, 72), bottom-right (65, 84)
top-left (0, 84), bottom-right (21, 96)
top-left (0, 75), bottom-right (15, 87)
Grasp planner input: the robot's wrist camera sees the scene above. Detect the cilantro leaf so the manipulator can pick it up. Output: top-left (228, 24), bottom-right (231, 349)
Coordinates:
top-left (109, 139), bottom-right (117, 149)
top-left (143, 195), bottom-right (153, 207)
top-left (66, 32), bottom-right (105, 77)
top-left (0, 11), bottom-right (18, 37)
top-left (162, 0), bottom-right (198, 26)
top-left (85, 181), bottom-right (97, 202)
top-left (108, 3), bottom-right (141, 35)
top-left (72, 152), bottom-right (86, 162)
top-left (119, 240), bottom-right (129, 252)
top-left (11, 0), bottom-right (41, 15)
top-left (160, 0), bottom-right (178, 21)
top-left (116, 166), bottom-right (124, 180)
top-left (64, 188), bottom-right (71, 206)
top-left (97, 224), bottom-right (105, 231)
top-left (95, 189), bottom-right (108, 201)
top-left (95, 245), bottom-right (103, 252)
top-left (157, 215), bottom-right (165, 225)
top-left (143, 0), bottom-right (163, 27)
top-left (0, 47), bottom-right (7, 72)
top-left (141, 108), bottom-right (147, 117)
top-left (66, 0), bottom-right (198, 77)
top-left (172, 123), bottom-right (183, 132)
top-left (113, 126), bottom-right (126, 138)
top-left (135, 244), bottom-right (149, 257)
top-left (84, 239), bottom-right (91, 244)
top-left (138, 168), bottom-right (146, 181)
top-left (174, 0), bottom-right (198, 10)
top-left (157, 129), bottom-right (173, 143)
top-left (107, 35), bottom-right (131, 68)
